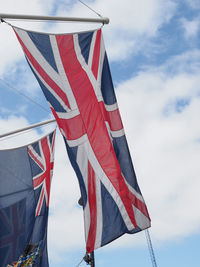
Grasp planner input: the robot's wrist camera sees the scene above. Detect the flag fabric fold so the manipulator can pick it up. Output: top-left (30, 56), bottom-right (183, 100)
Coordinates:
top-left (13, 26), bottom-right (150, 252)
top-left (0, 130), bottom-right (56, 266)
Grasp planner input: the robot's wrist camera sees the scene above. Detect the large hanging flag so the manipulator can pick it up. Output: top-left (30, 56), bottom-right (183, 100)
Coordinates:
top-left (13, 26), bottom-right (150, 252)
top-left (0, 130), bottom-right (56, 267)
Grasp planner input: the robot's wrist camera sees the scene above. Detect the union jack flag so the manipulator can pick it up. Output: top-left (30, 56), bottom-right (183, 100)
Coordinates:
top-left (0, 131), bottom-right (56, 267)
top-left (13, 26), bottom-right (151, 252)
top-left (28, 131), bottom-right (56, 216)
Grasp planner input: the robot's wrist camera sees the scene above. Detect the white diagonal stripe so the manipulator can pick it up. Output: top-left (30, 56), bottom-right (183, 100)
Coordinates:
top-left (111, 129), bottom-right (125, 138)
top-left (105, 103), bottom-right (118, 112)
top-left (39, 140), bottom-right (46, 170)
top-left (83, 138), bottom-right (135, 231)
top-left (97, 33), bottom-right (105, 95)
top-left (124, 177), bottom-right (145, 203)
top-left (32, 170), bottom-right (45, 182)
top-left (94, 175), bottom-right (103, 249)
top-left (26, 56), bottom-right (70, 112)
top-left (67, 134), bottom-right (88, 147)
top-left (73, 34), bottom-right (103, 102)
top-left (35, 185), bottom-right (45, 216)
top-left (88, 30), bottom-right (97, 69)
top-left (14, 28), bottom-right (63, 90)
top-left (28, 145), bottom-right (44, 170)
top-left (133, 206), bottom-right (151, 229)
top-left (77, 143), bottom-right (90, 243)
top-left (50, 131), bottom-right (56, 161)
top-left (56, 109), bottom-right (80, 119)
top-left (43, 178), bottom-right (48, 205)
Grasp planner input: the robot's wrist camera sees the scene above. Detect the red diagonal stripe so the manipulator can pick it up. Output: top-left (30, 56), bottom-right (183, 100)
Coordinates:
top-left (129, 191), bottom-right (151, 221)
top-left (28, 146), bottom-right (44, 170)
top-left (14, 30), bottom-right (71, 110)
top-left (33, 173), bottom-right (46, 189)
top-left (51, 107), bottom-right (86, 140)
top-left (36, 187), bottom-right (45, 216)
top-left (91, 30), bottom-right (101, 79)
top-left (86, 162), bottom-right (97, 253)
top-left (30, 135), bottom-right (54, 212)
top-left (99, 101), bottom-right (123, 131)
top-left (41, 137), bottom-right (51, 207)
top-left (56, 33), bottom-right (137, 229)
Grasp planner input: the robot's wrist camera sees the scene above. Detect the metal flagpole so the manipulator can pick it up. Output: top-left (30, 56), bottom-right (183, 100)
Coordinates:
top-left (0, 118), bottom-right (56, 139)
top-left (0, 13), bottom-right (109, 24)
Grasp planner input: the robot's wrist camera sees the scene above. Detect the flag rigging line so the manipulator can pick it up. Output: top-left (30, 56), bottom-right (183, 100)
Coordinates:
top-left (78, 0), bottom-right (103, 19)
top-left (0, 77), bottom-right (56, 140)
top-left (0, 78), bottom-right (50, 114)
top-left (145, 229), bottom-right (158, 267)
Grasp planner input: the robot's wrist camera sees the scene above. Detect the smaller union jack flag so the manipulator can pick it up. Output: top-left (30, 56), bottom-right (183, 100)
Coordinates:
top-left (28, 131), bottom-right (56, 216)
top-left (0, 131), bottom-right (55, 267)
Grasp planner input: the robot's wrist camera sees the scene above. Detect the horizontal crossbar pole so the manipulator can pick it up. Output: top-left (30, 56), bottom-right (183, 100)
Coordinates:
top-left (0, 118), bottom-right (56, 139)
top-left (0, 13), bottom-right (109, 24)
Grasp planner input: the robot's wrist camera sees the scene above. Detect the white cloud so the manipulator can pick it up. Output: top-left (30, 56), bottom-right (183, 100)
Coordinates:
top-left (50, 0), bottom-right (176, 61)
top-left (0, 116), bottom-right (39, 148)
top-left (0, 0), bottom-right (177, 77)
top-left (115, 49), bottom-right (200, 244)
top-left (102, 0), bottom-right (176, 60)
top-left (181, 17), bottom-right (200, 39)
top-left (0, 0), bottom-right (52, 14)
top-left (0, 115), bottom-right (56, 148)
top-left (1, 61), bottom-right (43, 96)
top-left (0, 24), bottom-right (21, 75)
top-left (58, 0), bottom-right (176, 36)
top-left (0, 0), bottom-right (52, 75)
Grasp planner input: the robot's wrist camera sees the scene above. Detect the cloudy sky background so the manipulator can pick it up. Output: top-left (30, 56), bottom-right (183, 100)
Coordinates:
top-left (0, 0), bottom-right (200, 266)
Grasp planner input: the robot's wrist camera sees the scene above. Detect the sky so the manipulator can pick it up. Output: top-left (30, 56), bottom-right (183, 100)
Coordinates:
top-left (0, 0), bottom-right (200, 266)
